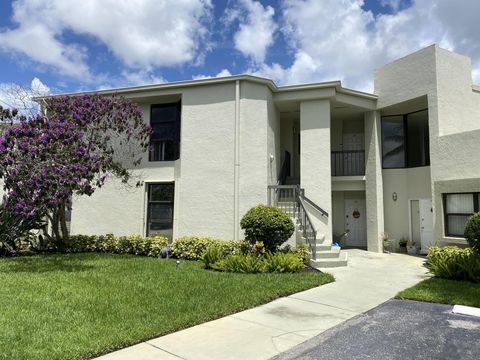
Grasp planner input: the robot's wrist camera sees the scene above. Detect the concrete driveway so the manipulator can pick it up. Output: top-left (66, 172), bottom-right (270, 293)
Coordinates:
top-left (96, 250), bottom-right (428, 360)
top-left (272, 299), bottom-right (480, 360)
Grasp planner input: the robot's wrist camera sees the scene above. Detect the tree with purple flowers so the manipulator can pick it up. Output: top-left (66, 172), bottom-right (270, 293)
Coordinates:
top-left (0, 94), bottom-right (150, 250)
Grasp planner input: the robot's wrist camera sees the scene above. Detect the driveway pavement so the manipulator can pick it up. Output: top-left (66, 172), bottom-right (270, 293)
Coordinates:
top-left (95, 250), bottom-right (428, 360)
top-left (272, 299), bottom-right (480, 360)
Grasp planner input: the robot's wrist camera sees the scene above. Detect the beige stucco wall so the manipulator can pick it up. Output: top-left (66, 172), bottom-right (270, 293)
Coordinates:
top-left (375, 45), bottom-right (480, 247)
top-left (300, 99), bottom-right (332, 243)
top-left (364, 110), bottom-right (384, 252)
top-left (70, 81), bottom-right (275, 240)
top-left (382, 167), bottom-right (432, 242)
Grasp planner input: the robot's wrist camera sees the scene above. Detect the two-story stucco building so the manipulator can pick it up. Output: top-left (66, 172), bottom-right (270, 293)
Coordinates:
top-left (64, 45), bottom-right (480, 267)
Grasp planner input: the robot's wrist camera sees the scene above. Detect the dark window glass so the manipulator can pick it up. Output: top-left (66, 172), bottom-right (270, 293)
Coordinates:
top-left (406, 110), bottom-right (430, 167)
top-left (443, 193), bottom-right (479, 237)
top-left (381, 109), bottom-right (430, 168)
top-left (150, 102), bottom-right (180, 161)
top-left (382, 116), bottom-right (405, 168)
top-left (147, 183), bottom-right (174, 237)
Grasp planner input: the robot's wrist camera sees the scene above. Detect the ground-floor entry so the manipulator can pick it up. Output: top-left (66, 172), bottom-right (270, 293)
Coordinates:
top-left (410, 199), bottom-right (433, 254)
top-left (344, 198), bottom-right (367, 247)
top-left (332, 191), bottom-right (367, 248)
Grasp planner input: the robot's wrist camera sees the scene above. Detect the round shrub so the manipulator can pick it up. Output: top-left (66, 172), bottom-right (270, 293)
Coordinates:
top-left (465, 213), bottom-right (480, 254)
top-left (240, 205), bottom-right (295, 252)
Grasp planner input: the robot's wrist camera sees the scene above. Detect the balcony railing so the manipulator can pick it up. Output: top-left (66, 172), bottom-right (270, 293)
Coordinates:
top-left (331, 150), bottom-right (365, 176)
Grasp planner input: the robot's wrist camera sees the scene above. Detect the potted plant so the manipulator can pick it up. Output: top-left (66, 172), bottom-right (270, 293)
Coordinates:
top-left (398, 238), bottom-right (407, 253)
top-left (382, 232), bottom-right (393, 253)
top-left (406, 240), bottom-right (417, 255)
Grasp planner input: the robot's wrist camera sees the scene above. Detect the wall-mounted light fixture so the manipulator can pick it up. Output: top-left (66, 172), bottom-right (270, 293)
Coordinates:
top-left (269, 154), bottom-right (275, 162)
top-left (392, 192), bottom-right (398, 202)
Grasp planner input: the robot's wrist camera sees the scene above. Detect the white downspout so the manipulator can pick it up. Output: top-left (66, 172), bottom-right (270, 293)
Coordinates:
top-left (234, 80), bottom-right (241, 240)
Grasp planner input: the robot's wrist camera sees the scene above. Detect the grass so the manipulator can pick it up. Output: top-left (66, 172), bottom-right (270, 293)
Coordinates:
top-left (0, 253), bottom-right (333, 360)
top-left (396, 277), bottom-right (480, 308)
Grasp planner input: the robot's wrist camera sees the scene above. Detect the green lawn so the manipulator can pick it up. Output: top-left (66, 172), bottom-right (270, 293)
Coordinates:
top-left (0, 253), bottom-right (333, 360)
top-left (396, 278), bottom-right (480, 307)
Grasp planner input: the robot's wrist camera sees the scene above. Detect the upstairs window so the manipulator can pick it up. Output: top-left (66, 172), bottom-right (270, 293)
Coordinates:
top-left (382, 109), bottom-right (430, 168)
top-left (443, 193), bottom-right (479, 237)
top-left (150, 102), bottom-right (181, 161)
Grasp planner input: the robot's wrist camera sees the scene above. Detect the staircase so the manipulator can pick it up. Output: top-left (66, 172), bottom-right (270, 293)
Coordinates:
top-left (268, 182), bottom-right (348, 268)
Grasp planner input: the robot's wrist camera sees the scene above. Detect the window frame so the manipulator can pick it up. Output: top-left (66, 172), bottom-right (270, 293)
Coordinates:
top-left (381, 108), bottom-right (430, 169)
top-left (146, 182), bottom-right (175, 237)
top-left (149, 101), bottom-right (181, 162)
top-left (443, 192), bottom-right (480, 237)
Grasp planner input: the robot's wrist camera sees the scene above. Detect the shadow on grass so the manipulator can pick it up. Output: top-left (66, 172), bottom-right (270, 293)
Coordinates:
top-left (0, 254), bottom-right (95, 273)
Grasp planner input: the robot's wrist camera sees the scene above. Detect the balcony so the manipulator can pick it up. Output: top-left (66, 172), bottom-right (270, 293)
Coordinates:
top-left (331, 150), bottom-right (365, 176)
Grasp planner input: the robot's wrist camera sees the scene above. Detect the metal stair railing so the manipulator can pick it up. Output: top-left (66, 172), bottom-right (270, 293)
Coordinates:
top-left (267, 185), bottom-right (328, 261)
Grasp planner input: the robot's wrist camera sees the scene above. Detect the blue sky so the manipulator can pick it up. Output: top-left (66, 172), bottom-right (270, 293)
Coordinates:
top-left (0, 0), bottom-right (479, 101)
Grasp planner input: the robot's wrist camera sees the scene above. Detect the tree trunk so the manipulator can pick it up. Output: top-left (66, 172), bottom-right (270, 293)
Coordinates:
top-left (59, 200), bottom-right (69, 244)
top-left (49, 208), bottom-right (63, 251)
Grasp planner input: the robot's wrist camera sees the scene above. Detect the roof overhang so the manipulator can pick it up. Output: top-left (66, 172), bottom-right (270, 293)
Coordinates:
top-left (34, 74), bottom-right (378, 109)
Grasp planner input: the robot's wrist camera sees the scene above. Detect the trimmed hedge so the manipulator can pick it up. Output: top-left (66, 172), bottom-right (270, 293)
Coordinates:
top-left (427, 246), bottom-right (480, 282)
top-left (210, 252), bottom-right (305, 273)
top-left (465, 212), bottom-right (480, 254)
top-left (171, 236), bottom-right (249, 260)
top-left (67, 234), bottom-right (168, 257)
top-left (240, 205), bottom-right (295, 252)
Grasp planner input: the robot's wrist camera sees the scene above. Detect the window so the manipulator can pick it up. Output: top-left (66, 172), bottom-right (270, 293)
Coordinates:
top-left (147, 183), bottom-right (175, 237)
top-left (443, 193), bottom-right (480, 237)
top-left (382, 109), bottom-right (430, 168)
top-left (150, 102), bottom-right (181, 161)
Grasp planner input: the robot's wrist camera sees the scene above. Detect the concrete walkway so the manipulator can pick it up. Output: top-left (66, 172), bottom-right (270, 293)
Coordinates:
top-left (95, 250), bottom-right (428, 360)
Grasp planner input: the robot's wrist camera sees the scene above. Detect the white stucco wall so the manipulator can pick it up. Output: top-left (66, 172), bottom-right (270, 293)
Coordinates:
top-left (382, 167), bottom-right (432, 242)
top-left (364, 110), bottom-right (384, 252)
top-left (70, 80), bottom-right (277, 240)
top-left (375, 44), bottom-right (480, 247)
top-left (300, 99), bottom-right (332, 243)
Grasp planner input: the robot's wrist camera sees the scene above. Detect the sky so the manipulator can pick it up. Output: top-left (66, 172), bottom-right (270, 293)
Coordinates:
top-left (0, 0), bottom-right (479, 106)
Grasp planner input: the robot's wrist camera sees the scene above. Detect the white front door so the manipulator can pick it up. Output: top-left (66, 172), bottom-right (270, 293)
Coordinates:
top-left (344, 198), bottom-right (367, 247)
top-left (419, 199), bottom-right (433, 254)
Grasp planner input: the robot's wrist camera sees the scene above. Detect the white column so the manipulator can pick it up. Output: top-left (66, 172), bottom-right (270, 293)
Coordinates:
top-left (364, 110), bottom-right (384, 252)
top-left (300, 99), bottom-right (332, 243)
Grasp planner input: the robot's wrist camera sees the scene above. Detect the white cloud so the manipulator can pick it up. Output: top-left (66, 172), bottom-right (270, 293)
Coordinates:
top-left (0, 0), bottom-right (213, 80)
top-left (250, 0), bottom-right (480, 91)
top-left (192, 68), bottom-right (232, 80)
top-left (225, 0), bottom-right (277, 63)
top-left (380, 0), bottom-right (403, 11)
top-left (96, 70), bottom-right (166, 91)
top-left (0, 77), bottom-right (50, 115)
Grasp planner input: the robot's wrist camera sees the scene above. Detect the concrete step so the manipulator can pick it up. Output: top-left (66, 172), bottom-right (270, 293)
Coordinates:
top-left (316, 244), bottom-right (333, 251)
top-left (310, 251), bottom-right (348, 268)
top-left (315, 247), bottom-right (341, 258)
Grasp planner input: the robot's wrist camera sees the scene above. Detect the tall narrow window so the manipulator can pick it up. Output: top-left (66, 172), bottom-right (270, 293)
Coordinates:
top-left (382, 116), bottom-right (405, 168)
top-left (381, 109), bottom-right (430, 168)
top-left (147, 183), bottom-right (175, 237)
top-left (443, 193), bottom-right (479, 237)
top-left (150, 102), bottom-right (181, 161)
top-left (406, 110), bottom-right (430, 167)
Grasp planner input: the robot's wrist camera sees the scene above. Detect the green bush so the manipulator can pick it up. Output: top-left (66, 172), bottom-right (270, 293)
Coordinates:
top-left (172, 236), bottom-right (249, 260)
top-left (280, 244), bottom-right (310, 265)
top-left (0, 203), bottom-right (46, 255)
top-left (263, 252), bottom-right (304, 273)
top-left (201, 244), bottom-right (225, 269)
top-left (171, 236), bottom-right (216, 260)
top-left (240, 205), bottom-right (295, 252)
top-left (465, 212), bottom-right (480, 254)
top-left (212, 254), bottom-right (265, 273)
top-left (427, 246), bottom-right (480, 282)
top-left (66, 234), bottom-right (168, 257)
